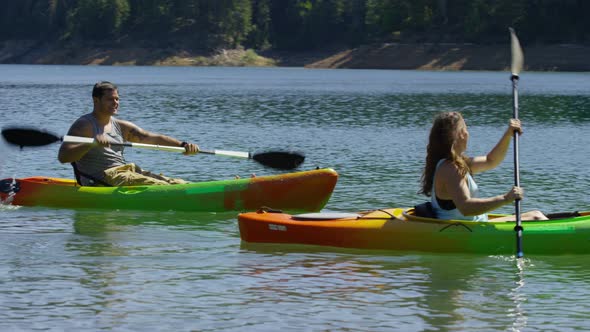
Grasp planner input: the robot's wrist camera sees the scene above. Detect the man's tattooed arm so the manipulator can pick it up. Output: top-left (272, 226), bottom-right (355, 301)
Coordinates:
top-left (128, 127), bottom-right (149, 142)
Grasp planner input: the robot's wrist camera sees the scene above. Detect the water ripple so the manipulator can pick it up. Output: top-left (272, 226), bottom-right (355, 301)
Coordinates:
top-left (1, 66), bottom-right (590, 331)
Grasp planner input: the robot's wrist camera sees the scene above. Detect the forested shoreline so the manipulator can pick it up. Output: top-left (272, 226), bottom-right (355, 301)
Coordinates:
top-left (1, 1), bottom-right (589, 70)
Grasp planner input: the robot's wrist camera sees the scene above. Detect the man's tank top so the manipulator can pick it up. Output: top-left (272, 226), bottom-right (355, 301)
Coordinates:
top-left (74, 114), bottom-right (126, 185)
top-left (430, 159), bottom-right (488, 221)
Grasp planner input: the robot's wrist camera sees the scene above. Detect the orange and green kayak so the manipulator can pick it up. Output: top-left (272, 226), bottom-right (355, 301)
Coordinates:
top-left (238, 207), bottom-right (590, 255)
top-left (0, 168), bottom-right (338, 212)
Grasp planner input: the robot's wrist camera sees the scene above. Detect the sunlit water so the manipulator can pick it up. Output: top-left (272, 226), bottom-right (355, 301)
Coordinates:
top-left (1, 65), bottom-right (589, 331)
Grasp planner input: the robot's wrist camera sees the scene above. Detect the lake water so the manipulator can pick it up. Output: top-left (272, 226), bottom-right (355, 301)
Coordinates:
top-left (1, 65), bottom-right (589, 331)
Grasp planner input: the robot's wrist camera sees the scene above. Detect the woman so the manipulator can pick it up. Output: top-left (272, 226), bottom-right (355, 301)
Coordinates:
top-left (420, 112), bottom-right (547, 222)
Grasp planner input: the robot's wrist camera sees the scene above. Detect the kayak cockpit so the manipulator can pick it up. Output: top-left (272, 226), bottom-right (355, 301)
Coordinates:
top-left (402, 207), bottom-right (590, 224)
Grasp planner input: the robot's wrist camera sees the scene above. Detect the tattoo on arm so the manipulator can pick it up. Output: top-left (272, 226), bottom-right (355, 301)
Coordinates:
top-left (129, 128), bottom-right (149, 142)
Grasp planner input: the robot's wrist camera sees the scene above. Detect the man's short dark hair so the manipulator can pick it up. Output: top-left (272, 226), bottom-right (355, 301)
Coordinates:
top-left (92, 81), bottom-right (117, 99)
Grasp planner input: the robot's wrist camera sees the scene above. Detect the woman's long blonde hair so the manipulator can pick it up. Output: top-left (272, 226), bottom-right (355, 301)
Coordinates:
top-left (420, 112), bottom-right (471, 196)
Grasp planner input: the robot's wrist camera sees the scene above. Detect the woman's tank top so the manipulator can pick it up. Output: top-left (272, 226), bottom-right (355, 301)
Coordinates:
top-left (430, 159), bottom-right (488, 221)
top-left (74, 114), bottom-right (126, 185)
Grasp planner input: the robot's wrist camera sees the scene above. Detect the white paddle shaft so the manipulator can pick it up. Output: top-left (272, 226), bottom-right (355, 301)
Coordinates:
top-left (63, 135), bottom-right (251, 158)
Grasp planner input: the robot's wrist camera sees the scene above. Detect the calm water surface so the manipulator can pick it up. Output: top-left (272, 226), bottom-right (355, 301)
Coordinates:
top-left (1, 65), bottom-right (589, 331)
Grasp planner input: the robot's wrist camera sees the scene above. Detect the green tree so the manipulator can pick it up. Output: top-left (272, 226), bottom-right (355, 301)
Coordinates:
top-left (127, 0), bottom-right (175, 39)
top-left (249, 0), bottom-right (271, 49)
top-left (68, 0), bottom-right (130, 40)
top-left (269, 0), bottom-right (313, 50)
top-left (0, 0), bottom-right (588, 52)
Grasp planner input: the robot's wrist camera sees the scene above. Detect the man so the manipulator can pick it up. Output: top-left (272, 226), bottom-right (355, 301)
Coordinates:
top-left (58, 81), bottom-right (199, 186)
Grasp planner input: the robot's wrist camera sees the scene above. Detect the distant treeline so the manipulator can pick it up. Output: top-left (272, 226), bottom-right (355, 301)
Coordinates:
top-left (1, 0), bottom-right (588, 51)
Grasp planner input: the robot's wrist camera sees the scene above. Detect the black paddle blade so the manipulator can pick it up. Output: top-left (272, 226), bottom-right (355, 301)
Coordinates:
top-left (1, 127), bottom-right (62, 148)
top-left (252, 151), bottom-right (305, 170)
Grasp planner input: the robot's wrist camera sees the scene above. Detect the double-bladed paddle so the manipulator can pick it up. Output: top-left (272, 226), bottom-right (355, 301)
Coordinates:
top-left (509, 27), bottom-right (524, 258)
top-left (1, 127), bottom-right (305, 170)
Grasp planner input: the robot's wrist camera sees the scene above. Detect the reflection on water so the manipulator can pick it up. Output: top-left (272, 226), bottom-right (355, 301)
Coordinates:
top-left (236, 246), bottom-right (550, 331)
top-left (509, 259), bottom-right (529, 332)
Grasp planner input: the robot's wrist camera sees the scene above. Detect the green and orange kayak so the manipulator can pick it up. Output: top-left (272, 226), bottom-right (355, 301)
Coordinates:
top-left (238, 207), bottom-right (590, 255)
top-left (0, 168), bottom-right (338, 212)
